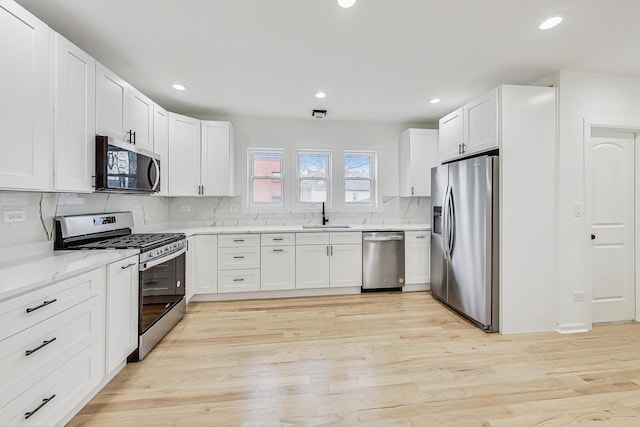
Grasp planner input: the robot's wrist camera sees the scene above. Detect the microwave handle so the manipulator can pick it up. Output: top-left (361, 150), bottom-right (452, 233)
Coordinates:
top-left (150, 158), bottom-right (160, 191)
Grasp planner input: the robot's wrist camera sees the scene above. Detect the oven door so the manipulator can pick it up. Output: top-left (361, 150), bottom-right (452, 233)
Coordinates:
top-left (139, 251), bottom-right (185, 333)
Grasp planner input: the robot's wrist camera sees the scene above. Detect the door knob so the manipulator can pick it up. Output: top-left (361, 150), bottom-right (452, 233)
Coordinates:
top-left (591, 234), bottom-right (596, 240)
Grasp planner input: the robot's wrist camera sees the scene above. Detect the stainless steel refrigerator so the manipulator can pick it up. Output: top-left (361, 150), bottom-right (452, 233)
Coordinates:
top-left (430, 155), bottom-right (499, 332)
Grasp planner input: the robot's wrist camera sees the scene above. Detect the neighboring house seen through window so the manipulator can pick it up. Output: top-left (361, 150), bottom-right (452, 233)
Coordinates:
top-left (344, 151), bottom-right (375, 205)
top-left (297, 150), bottom-right (331, 206)
top-left (249, 149), bottom-right (284, 208)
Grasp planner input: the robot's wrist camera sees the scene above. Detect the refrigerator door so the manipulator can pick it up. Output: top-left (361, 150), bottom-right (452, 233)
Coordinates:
top-left (430, 164), bottom-right (449, 302)
top-left (446, 156), bottom-right (494, 327)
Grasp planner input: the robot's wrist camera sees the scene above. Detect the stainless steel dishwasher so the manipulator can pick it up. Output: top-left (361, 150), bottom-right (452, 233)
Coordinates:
top-left (362, 231), bottom-right (405, 290)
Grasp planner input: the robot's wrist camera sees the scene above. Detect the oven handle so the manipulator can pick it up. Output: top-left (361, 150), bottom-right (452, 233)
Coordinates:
top-left (139, 246), bottom-right (187, 272)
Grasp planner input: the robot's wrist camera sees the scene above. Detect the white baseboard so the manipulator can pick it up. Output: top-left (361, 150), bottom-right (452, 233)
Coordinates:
top-left (556, 322), bottom-right (590, 334)
top-left (403, 283), bottom-right (430, 292)
top-left (191, 286), bottom-right (362, 302)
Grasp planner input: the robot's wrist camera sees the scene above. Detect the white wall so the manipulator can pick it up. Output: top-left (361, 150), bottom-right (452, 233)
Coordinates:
top-left (551, 71), bottom-right (640, 332)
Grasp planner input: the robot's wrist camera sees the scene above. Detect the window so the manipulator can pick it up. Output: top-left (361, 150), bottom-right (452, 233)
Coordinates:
top-left (248, 149), bottom-right (284, 208)
top-left (344, 151), bottom-right (375, 205)
top-left (297, 150), bottom-right (331, 205)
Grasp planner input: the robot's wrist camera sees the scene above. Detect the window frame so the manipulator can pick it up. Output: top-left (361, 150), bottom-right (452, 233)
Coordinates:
top-left (247, 148), bottom-right (285, 210)
top-left (296, 149), bottom-right (332, 209)
top-left (343, 150), bottom-right (377, 208)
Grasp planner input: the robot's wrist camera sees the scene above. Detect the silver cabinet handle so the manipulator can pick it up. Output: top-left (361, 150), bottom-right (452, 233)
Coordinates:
top-left (330, 246), bottom-right (333, 256)
top-left (121, 263), bottom-right (136, 270)
top-left (233, 239), bottom-right (245, 242)
top-left (363, 236), bottom-right (404, 241)
top-left (272, 238), bottom-right (284, 241)
top-left (273, 249), bottom-right (284, 252)
top-left (233, 278), bottom-right (245, 282)
top-left (416, 235), bottom-right (426, 239)
top-left (233, 256), bottom-right (245, 259)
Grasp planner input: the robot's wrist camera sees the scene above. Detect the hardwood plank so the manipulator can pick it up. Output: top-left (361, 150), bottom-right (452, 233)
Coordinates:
top-left (68, 292), bottom-right (640, 426)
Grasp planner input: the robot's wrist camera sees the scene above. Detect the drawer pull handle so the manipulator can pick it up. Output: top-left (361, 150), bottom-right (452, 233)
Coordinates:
top-left (273, 249), bottom-right (284, 252)
top-left (233, 239), bottom-right (245, 242)
top-left (273, 238), bottom-right (284, 241)
top-left (121, 263), bottom-right (136, 270)
top-left (25, 337), bottom-right (57, 356)
top-left (233, 278), bottom-right (245, 282)
top-left (416, 236), bottom-right (426, 239)
top-left (24, 394), bottom-right (56, 419)
top-left (26, 299), bottom-right (57, 313)
top-left (233, 256), bottom-right (245, 259)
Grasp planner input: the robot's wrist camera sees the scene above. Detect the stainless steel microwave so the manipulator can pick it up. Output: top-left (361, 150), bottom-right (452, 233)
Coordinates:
top-left (95, 135), bottom-right (160, 193)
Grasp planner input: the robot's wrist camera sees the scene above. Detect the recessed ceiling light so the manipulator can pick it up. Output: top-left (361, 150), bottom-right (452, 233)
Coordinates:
top-left (315, 92), bottom-right (327, 99)
top-left (539, 16), bottom-right (563, 30)
top-left (429, 98), bottom-right (441, 104)
top-left (338, 0), bottom-right (356, 8)
top-left (172, 83), bottom-right (187, 91)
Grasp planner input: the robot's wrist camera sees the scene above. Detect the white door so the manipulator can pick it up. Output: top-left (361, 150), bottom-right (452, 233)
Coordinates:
top-left (464, 87), bottom-right (498, 156)
top-left (261, 246), bottom-right (296, 291)
top-left (201, 121), bottom-right (232, 196)
top-left (438, 108), bottom-right (464, 163)
top-left (153, 103), bottom-right (169, 196)
top-left (54, 34), bottom-right (95, 192)
top-left (193, 235), bottom-right (218, 295)
top-left (329, 244), bottom-right (362, 287)
top-left (96, 62), bottom-right (129, 141)
top-left (587, 128), bottom-right (636, 323)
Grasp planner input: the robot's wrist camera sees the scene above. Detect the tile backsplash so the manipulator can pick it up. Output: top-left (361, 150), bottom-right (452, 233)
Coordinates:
top-left (0, 191), bottom-right (429, 250)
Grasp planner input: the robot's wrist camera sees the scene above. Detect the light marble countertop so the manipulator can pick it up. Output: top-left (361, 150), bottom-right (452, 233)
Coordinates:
top-left (146, 223), bottom-right (431, 236)
top-left (0, 249), bottom-right (139, 301)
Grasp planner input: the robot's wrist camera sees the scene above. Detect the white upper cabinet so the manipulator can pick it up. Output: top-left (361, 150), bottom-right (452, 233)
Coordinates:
top-left (168, 112), bottom-right (201, 196)
top-left (399, 128), bottom-right (438, 197)
top-left (96, 62), bottom-right (154, 152)
top-left (439, 88), bottom-right (499, 163)
top-left (0, 0), bottom-right (54, 190)
top-left (129, 87), bottom-right (154, 152)
top-left (464, 87), bottom-right (499, 156)
top-left (438, 108), bottom-right (464, 163)
top-left (201, 121), bottom-right (235, 196)
top-left (153, 103), bottom-right (169, 196)
top-left (95, 62), bottom-right (129, 142)
top-left (53, 34), bottom-right (95, 193)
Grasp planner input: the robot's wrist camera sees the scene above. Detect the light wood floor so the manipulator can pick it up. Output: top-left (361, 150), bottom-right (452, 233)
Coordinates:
top-left (69, 292), bottom-right (640, 426)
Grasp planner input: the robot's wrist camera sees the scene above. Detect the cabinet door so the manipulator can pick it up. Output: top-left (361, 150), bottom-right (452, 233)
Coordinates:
top-left (330, 244), bottom-right (362, 287)
top-left (0, 0), bottom-right (53, 190)
top-left (295, 245), bottom-right (330, 288)
top-left (96, 62), bottom-right (129, 141)
top-left (405, 231), bottom-right (430, 284)
top-left (438, 108), bottom-right (463, 163)
top-left (153, 103), bottom-right (169, 196)
top-left (129, 87), bottom-right (154, 152)
top-left (168, 112), bottom-right (201, 196)
top-left (407, 129), bottom-right (438, 197)
top-left (261, 246), bottom-right (295, 291)
top-left (106, 256), bottom-right (139, 374)
top-left (53, 34), bottom-right (95, 193)
top-left (464, 87), bottom-right (499, 155)
top-left (193, 235), bottom-right (218, 294)
top-left (201, 121), bottom-right (234, 196)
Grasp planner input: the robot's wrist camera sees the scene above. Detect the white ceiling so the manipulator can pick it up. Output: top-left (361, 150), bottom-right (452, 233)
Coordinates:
top-left (16, 0), bottom-right (640, 125)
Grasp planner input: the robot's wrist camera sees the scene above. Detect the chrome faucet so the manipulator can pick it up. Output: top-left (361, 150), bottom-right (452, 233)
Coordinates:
top-left (322, 202), bottom-right (329, 225)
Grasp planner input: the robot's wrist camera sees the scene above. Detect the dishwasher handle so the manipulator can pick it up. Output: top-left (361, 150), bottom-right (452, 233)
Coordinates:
top-left (363, 236), bottom-right (404, 242)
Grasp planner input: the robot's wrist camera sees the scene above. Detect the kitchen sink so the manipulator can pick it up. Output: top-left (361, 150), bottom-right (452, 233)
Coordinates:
top-left (302, 225), bottom-right (351, 229)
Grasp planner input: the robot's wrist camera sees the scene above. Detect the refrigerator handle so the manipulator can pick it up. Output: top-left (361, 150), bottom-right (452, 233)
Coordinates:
top-left (448, 188), bottom-right (455, 258)
top-left (443, 185), bottom-right (451, 261)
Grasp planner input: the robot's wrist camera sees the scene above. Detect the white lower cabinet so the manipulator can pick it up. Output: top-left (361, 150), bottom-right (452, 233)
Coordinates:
top-left (105, 256), bottom-right (138, 374)
top-left (190, 235), bottom-right (218, 295)
top-left (261, 246), bottom-right (295, 291)
top-left (217, 234), bottom-right (260, 293)
top-left (295, 232), bottom-right (362, 289)
top-left (0, 268), bottom-right (106, 426)
top-left (218, 269), bottom-right (260, 293)
top-left (405, 231), bottom-right (430, 284)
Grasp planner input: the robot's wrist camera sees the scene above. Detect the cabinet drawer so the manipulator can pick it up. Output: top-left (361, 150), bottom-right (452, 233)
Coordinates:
top-left (0, 295), bottom-right (104, 409)
top-left (217, 269), bottom-right (260, 293)
top-left (218, 247), bottom-right (260, 270)
top-left (218, 234), bottom-right (259, 248)
top-left (329, 232), bottom-right (362, 245)
top-left (295, 232), bottom-right (330, 245)
top-left (261, 233), bottom-right (294, 246)
top-left (0, 342), bottom-right (103, 426)
top-left (405, 231), bottom-right (430, 244)
top-left (0, 268), bottom-right (105, 342)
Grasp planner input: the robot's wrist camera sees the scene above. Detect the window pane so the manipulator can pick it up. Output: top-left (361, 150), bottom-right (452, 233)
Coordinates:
top-left (345, 179), bottom-right (371, 203)
top-left (344, 155), bottom-right (370, 178)
top-left (253, 154), bottom-right (282, 178)
top-left (299, 179), bottom-right (327, 203)
top-left (299, 154), bottom-right (328, 178)
top-left (252, 178), bottom-right (283, 204)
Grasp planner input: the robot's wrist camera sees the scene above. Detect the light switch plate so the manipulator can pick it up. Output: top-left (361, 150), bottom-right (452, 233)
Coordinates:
top-left (181, 205), bottom-right (191, 212)
top-left (229, 204), bottom-right (240, 213)
top-left (3, 210), bottom-right (26, 223)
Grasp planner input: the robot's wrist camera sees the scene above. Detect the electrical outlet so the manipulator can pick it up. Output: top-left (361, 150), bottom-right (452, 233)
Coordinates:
top-left (348, 211), bottom-right (357, 217)
top-left (574, 291), bottom-right (585, 302)
top-left (383, 203), bottom-right (391, 212)
top-left (132, 205), bottom-right (141, 214)
top-left (181, 205), bottom-right (191, 212)
top-left (229, 204), bottom-right (240, 213)
top-left (409, 204), bottom-right (418, 210)
top-left (3, 210), bottom-right (26, 223)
